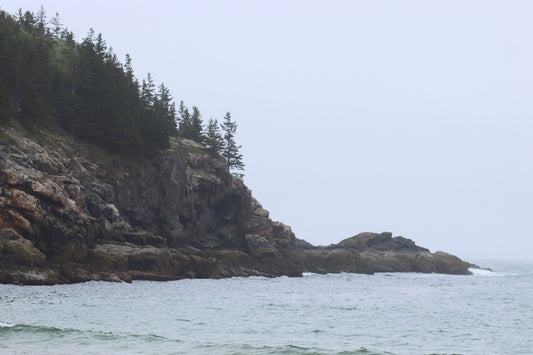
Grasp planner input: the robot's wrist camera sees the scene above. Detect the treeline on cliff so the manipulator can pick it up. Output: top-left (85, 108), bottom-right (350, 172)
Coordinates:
top-left (0, 7), bottom-right (244, 170)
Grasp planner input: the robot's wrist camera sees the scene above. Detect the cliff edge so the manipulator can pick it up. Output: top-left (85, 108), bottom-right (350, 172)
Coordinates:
top-left (0, 127), bottom-right (477, 284)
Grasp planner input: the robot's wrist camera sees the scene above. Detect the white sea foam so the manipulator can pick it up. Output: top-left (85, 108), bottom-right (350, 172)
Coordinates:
top-left (469, 267), bottom-right (512, 277)
top-left (0, 321), bottom-right (15, 328)
top-left (469, 267), bottom-right (492, 275)
top-left (302, 272), bottom-right (320, 277)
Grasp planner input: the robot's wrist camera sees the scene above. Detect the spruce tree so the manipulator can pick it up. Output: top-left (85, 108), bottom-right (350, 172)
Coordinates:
top-left (205, 118), bottom-right (224, 155)
top-left (50, 12), bottom-right (62, 37)
top-left (177, 100), bottom-right (192, 139)
top-left (154, 83), bottom-right (177, 136)
top-left (177, 102), bottom-right (204, 143)
top-left (0, 81), bottom-right (9, 124)
top-left (0, 7), bottom-right (182, 155)
top-left (124, 54), bottom-right (134, 81)
top-left (189, 106), bottom-right (205, 143)
top-left (141, 73), bottom-right (155, 107)
top-left (221, 112), bottom-right (244, 177)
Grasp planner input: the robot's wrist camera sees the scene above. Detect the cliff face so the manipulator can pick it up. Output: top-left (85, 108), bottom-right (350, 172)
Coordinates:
top-left (0, 128), bottom-right (476, 284)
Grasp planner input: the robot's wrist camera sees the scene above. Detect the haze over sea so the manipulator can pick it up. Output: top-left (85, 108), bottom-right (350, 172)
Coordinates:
top-left (1, 260), bottom-right (531, 355)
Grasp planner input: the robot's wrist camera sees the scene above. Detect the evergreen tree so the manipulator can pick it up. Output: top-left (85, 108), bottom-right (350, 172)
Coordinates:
top-left (138, 73), bottom-right (168, 152)
top-left (221, 112), bottom-right (244, 177)
top-left (177, 100), bottom-right (191, 139)
top-left (0, 7), bottom-right (184, 155)
top-left (94, 33), bottom-right (106, 59)
top-left (35, 6), bottom-right (47, 37)
top-left (177, 102), bottom-right (205, 143)
top-left (0, 10), bottom-right (16, 123)
top-left (168, 101), bottom-right (177, 135)
top-left (17, 9), bottom-right (35, 33)
top-left (124, 53), bottom-right (135, 83)
top-left (0, 81), bottom-right (9, 124)
top-left (205, 118), bottom-right (224, 155)
top-left (13, 22), bottom-right (46, 127)
top-left (154, 83), bottom-right (177, 136)
top-left (76, 29), bottom-right (104, 140)
top-left (189, 106), bottom-right (205, 143)
top-left (141, 73), bottom-right (155, 107)
top-left (50, 12), bottom-right (62, 37)
top-left (50, 29), bottom-right (79, 135)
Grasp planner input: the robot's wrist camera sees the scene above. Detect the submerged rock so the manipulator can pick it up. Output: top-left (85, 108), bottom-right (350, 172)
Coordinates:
top-left (0, 128), bottom-right (478, 284)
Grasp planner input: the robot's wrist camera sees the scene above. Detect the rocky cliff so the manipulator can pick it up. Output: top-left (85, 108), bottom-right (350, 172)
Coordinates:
top-left (0, 127), bottom-right (477, 284)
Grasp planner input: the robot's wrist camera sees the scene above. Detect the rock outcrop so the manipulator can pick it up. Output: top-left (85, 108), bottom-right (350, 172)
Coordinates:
top-left (300, 232), bottom-right (475, 275)
top-left (0, 127), bottom-right (478, 284)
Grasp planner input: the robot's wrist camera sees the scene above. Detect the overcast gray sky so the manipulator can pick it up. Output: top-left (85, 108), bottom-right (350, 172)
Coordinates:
top-left (3, 1), bottom-right (533, 261)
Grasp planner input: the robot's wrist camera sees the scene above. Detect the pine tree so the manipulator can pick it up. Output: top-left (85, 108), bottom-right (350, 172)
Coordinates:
top-left (0, 7), bottom-right (187, 156)
top-left (141, 73), bottom-right (155, 107)
top-left (124, 54), bottom-right (135, 83)
top-left (13, 23), bottom-right (46, 127)
top-left (205, 118), bottom-right (224, 155)
top-left (177, 100), bottom-right (192, 139)
top-left (168, 102), bottom-right (177, 136)
top-left (177, 102), bottom-right (204, 143)
top-left (221, 112), bottom-right (244, 177)
top-left (154, 83), bottom-right (177, 136)
top-left (0, 81), bottom-right (9, 124)
top-left (0, 10), bottom-right (16, 123)
top-left (50, 12), bottom-right (62, 37)
top-left (94, 33), bottom-right (106, 59)
top-left (35, 6), bottom-right (47, 37)
top-left (189, 106), bottom-right (205, 143)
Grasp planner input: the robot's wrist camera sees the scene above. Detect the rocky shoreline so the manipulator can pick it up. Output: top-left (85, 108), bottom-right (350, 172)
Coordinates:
top-left (1, 127), bottom-right (478, 285)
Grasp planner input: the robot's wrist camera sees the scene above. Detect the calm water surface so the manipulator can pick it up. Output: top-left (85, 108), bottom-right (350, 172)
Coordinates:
top-left (1, 260), bottom-right (532, 354)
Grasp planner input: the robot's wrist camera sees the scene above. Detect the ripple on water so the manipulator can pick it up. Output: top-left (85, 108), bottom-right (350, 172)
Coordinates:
top-left (0, 260), bottom-right (531, 354)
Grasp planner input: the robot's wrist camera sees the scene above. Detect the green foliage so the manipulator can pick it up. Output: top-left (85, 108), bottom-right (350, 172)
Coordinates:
top-left (190, 106), bottom-right (205, 143)
top-left (0, 8), bottom-right (175, 156)
top-left (154, 83), bottom-right (178, 137)
top-left (177, 101), bottom-right (191, 138)
top-left (178, 101), bottom-right (204, 143)
top-left (0, 6), bottom-right (245, 166)
top-left (205, 118), bottom-right (224, 155)
top-left (221, 112), bottom-right (245, 177)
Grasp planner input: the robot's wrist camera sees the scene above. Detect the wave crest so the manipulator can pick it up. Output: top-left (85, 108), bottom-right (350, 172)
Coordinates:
top-left (0, 321), bottom-right (15, 328)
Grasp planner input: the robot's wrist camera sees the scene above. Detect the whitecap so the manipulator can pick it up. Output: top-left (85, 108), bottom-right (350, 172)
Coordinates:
top-left (302, 272), bottom-right (318, 277)
top-left (469, 268), bottom-right (510, 277)
top-left (469, 268), bottom-right (492, 275)
top-left (0, 321), bottom-right (15, 328)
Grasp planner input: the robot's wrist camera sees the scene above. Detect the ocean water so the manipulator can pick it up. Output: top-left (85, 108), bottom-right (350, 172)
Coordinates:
top-left (1, 260), bottom-right (532, 355)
